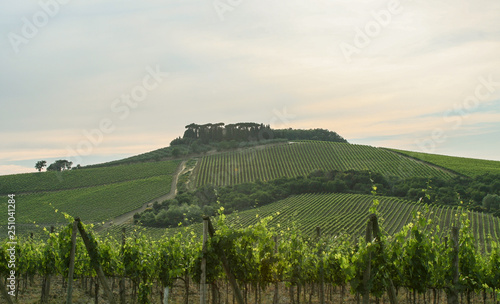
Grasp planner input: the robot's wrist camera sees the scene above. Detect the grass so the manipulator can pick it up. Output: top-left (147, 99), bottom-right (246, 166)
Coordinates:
top-left (0, 160), bottom-right (180, 194)
top-left (388, 149), bottom-right (500, 177)
top-left (0, 175), bottom-right (173, 226)
top-left (0, 160), bottom-right (181, 237)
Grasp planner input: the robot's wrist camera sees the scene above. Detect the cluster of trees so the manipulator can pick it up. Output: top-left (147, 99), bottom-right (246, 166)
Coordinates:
top-left (483, 194), bottom-right (500, 212)
top-left (272, 128), bottom-right (348, 143)
top-left (391, 173), bottom-right (500, 210)
top-left (136, 170), bottom-right (500, 228)
top-left (134, 200), bottom-right (214, 228)
top-left (170, 122), bottom-right (271, 145)
top-left (183, 122), bottom-right (272, 144)
top-left (171, 122), bottom-right (348, 146)
top-left (35, 160), bottom-right (78, 172)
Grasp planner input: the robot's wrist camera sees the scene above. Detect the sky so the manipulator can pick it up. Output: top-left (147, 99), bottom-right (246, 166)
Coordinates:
top-left (1, 0), bottom-right (500, 175)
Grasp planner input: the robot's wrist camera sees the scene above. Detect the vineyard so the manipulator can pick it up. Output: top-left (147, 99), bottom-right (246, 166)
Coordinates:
top-left (149, 193), bottom-right (500, 253)
top-left (0, 160), bottom-right (180, 195)
top-left (1, 208), bottom-right (499, 304)
top-left (1, 136), bottom-right (500, 303)
top-left (0, 160), bottom-right (181, 237)
top-left (194, 142), bottom-right (456, 187)
top-left (6, 176), bottom-right (171, 223)
top-left (388, 149), bottom-right (500, 177)
top-left (222, 193), bottom-right (500, 252)
top-left (0, 175), bottom-right (175, 237)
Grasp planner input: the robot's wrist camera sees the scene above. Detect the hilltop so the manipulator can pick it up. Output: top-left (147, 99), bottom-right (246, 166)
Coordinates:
top-left (86, 122), bottom-right (347, 167)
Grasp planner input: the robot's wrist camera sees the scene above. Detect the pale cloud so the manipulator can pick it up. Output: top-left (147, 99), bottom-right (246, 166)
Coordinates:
top-left (0, 128), bottom-right (176, 164)
top-left (0, 165), bottom-right (34, 176)
top-left (0, 144), bottom-right (165, 163)
top-left (1, 0), bottom-right (500, 175)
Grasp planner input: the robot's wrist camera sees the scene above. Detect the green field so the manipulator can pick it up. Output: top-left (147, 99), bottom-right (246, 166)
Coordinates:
top-left (195, 141), bottom-right (456, 187)
top-left (2, 140), bottom-right (498, 244)
top-left (2, 175), bottom-right (173, 224)
top-left (0, 174), bottom-right (174, 237)
top-left (388, 149), bottom-right (500, 177)
top-left (223, 193), bottom-right (500, 251)
top-left (0, 160), bottom-right (181, 237)
top-left (0, 160), bottom-right (180, 194)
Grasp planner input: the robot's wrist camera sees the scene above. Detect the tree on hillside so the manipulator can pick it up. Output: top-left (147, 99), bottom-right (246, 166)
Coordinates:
top-left (212, 122), bottom-right (225, 141)
top-left (199, 123), bottom-right (213, 144)
top-left (483, 194), bottom-right (500, 211)
top-left (171, 147), bottom-right (181, 158)
top-left (46, 160), bottom-right (73, 172)
top-left (35, 160), bottom-right (47, 172)
top-left (273, 128), bottom-right (348, 143)
top-left (184, 123), bottom-right (200, 139)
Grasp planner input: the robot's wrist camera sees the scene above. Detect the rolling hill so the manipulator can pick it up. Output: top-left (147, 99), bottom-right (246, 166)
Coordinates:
top-left (194, 141), bottom-right (456, 187)
top-left (388, 148), bottom-right (500, 177)
top-left (115, 192), bottom-right (500, 252)
top-left (224, 193), bottom-right (500, 251)
top-left (0, 160), bottom-right (180, 194)
top-left (0, 159), bottom-right (181, 236)
top-left (3, 126), bottom-right (499, 304)
top-left (1, 130), bottom-right (499, 241)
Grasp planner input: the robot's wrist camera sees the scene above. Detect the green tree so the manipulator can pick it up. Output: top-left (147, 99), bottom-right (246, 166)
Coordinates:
top-left (482, 194), bottom-right (500, 211)
top-left (35, 160), bottom-right (47, 172)
top-left (171, 147), bottom-right (181, 158)
top-left (46, 160), bottom-right (73, 171)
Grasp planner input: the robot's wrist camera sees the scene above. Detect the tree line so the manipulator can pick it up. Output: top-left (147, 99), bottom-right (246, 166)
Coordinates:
top-left (171, 122), bottom-right (348, 146)
top-left (135, 170), bottom-right (500, 228)
top-left (35, 160), bottom-right (80, 172)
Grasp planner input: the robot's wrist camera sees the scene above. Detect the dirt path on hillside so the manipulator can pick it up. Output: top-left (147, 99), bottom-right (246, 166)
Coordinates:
top-left (96, 160), bottom-right (187, 232)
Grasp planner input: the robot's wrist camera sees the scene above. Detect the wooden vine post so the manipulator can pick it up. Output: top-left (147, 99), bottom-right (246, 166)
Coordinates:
top-left (200, 218), bottom-right (208, 304)
top-left (362, 218), bottom-right (373, 304)
top-left (41, 226), bottom-right (55, 304)
top-left (66, 220), bottom-right (78, 304)
top-left (317, 227), bottom-right (325, 304)
top-left (0, 275), bottom-right (15, 304)
top-left (370, 215), bottom-right (398, 304)
top-left (119, 228), bottom-right (126, 304)
top-left (447, 227), bottom-right (460, 304)
top-left (202, 216), bottom-right (245, 304)
top-left (75, 218), bottom-right (116, 304)
top-left (363, 214), bottom-right (398, 304)
top-left (273, 235), bottom-right (279, 304)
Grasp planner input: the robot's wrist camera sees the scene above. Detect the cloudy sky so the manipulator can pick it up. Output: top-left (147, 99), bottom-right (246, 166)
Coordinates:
top-left (1, 0), bottom-right (500, 175)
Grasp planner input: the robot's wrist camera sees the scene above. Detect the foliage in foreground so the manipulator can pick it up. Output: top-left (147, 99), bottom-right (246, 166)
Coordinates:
top-left (2, 207), bottom-right (500, 303)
